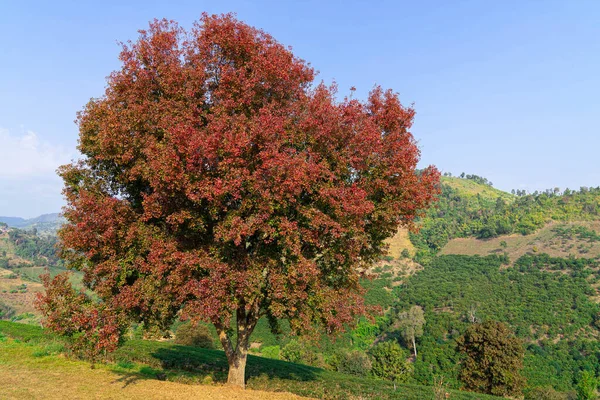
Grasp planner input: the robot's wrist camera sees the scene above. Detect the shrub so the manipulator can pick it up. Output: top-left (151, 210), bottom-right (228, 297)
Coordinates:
top-left (401, 249), bottom-right (411, 259)
top-left (260, 345), bottom-right (280, 360)
top-left (174, 322), bottom-right (214, 349)
top-left (280, 339), bottom-right (324, 367)
top-left (369, 341), bottom-right (412, 382)
top-left (576, 370), bottom-right (598, 400)
top-left (336, 350), bottom-right (372, 377)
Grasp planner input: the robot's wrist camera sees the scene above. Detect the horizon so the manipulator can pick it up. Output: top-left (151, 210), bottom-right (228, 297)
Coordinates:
top-left (1, 1), bottom-right (599, 217)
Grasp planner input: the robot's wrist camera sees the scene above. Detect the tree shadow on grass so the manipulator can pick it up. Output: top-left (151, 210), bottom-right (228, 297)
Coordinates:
top-left (149, 345), bottom-right (320, 384)
top-left (111, 372), bottom-right (144, 388)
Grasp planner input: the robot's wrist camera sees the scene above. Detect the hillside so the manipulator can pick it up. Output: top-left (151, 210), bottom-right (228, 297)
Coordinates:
top-left (0, 228), bottom-right (76, 323)
top-left (408, 176), bottom-right (600, 258)
top-left (0, 321), bottom-right (502, 400)
top-left (441, 221), bottom-right (600, 262)
top-left (3, 176), bottom-right (600, 399)
top-left (440, 176), bottom-right (515, 203)
top-left (0, 213), bottom-right (64, 235)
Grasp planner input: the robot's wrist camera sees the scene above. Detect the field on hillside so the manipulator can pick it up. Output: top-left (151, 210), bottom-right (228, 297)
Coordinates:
top-left (441, 221), bottom-right (600, 262)
top-left (0, 267), bottom-right (44, 317)
top-left (0, 232), bottom-right (33, 266)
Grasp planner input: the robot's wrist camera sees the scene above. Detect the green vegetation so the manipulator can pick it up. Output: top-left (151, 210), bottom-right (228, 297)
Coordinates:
top-left (6, 228), bottom-right (62, 267)
top-left (5, 174), bottom-right (600, 399)
top-left (411, 176), bottom-right (600, 258)
top-left (457, 321), bottom-right (525, 397)
top-left (0, 321), bottom-right (502, 400)
top-left (392, 254), bottom-right (600, 396)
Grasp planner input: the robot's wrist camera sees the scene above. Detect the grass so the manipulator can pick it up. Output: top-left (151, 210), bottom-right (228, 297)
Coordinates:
top-left (0, 321), bottom-right (504, 400)
top-left (385, 228), bottom-right (416, 259)
top-left (0, 338), bottom-right (303, 400)
top-left (440, 177), bottom-right (515, 203)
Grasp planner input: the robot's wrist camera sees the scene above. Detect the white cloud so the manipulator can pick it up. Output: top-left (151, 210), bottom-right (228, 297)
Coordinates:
top-left (0, 128), bottom-right (75, 217)
top-left (0, 128), bottom-right (73, 179)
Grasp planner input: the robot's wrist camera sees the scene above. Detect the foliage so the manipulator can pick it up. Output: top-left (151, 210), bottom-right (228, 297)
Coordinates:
top-left (396, 305), bottom-right (425, 356)
top-left (279, 339), bottom-right (324, 367)
top-left (456, 321), bottom-right (525, 397)
top-left (174, 322), bottom-right (214, 349)
top-left (350, 318), bottom-right (380, 350)
top-left (576, 370), bottom-right (598, 400)
top-left (260, 345), bottom-right (280, 360)
top-left (369, 341), bottom-right (412, 382)
top-left (361, 277), bottom-right (395, 309)
top-left (335, 349), bottom-right (372, 377)
top-left (35, 273), bottom-right (127, 363)
top-left (42, 13), bottom-right (438, 386)
top-left (0, 321), bottom-right (504, 400)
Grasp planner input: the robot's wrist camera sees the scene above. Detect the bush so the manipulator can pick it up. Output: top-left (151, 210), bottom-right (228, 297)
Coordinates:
top-left (280, 339), bottom-right (325, 367)
top-left (260, 345), bottom-right (280, 360)
top-left (281, 339), bottom-right (303, 363)
top-left (576, 370), bottom-right (598, 400)
top-left (401, 249), bottom-right (411, 259)
top-left (174, 322), bottom-right (214, 349)
top-left (336, 350), bottom-right (372, 377)
top-left (369, 341), bottom-right (412, 382)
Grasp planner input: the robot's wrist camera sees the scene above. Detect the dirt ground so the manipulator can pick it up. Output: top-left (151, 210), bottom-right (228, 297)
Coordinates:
top-left (0, 365), bottom-right (309, 400)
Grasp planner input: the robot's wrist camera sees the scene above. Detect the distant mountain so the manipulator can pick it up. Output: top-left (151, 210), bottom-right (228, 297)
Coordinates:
top-left (0, 217), bottom-right (27, 227)
top-left (0, 213), bottom-right (64, 234)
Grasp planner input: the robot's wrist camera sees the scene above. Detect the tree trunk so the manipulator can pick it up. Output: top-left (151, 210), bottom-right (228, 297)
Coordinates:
top-left (412, 335), bottom-right (417, 358)
top-left (226, 347), bottom-right (248, 388)
top-left (215, 303), bottom-right (260, 389)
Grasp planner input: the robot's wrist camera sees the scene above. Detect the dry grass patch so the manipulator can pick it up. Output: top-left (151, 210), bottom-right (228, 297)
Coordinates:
top-left (441, 221), bottom-right (600, 263)
top-left (385, 227), bottom-right (415, 258)
top-left (0, 339), bottom-right (309, 400)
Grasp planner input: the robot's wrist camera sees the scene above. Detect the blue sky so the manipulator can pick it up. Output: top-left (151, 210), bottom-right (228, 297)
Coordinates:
top-left (1, 1), bottom-right (599, 217)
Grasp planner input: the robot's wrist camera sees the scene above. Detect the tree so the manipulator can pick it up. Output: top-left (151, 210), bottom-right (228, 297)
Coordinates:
top-left (576, 370), bottom-right (598, 400)
top-left (36, 14), bottom-right (439, 388)
top-left (397, 305), bottom-right (425, 357)
top-left (174, 322), bottom-right (215, 348)
top-left (456, 321), bottom-right (525, 397)
top-left (369, 341), bottom-right (412, 382)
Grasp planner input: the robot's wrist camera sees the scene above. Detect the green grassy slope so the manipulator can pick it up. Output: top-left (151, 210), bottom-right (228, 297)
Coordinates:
top-left (0, 321), bottom-right (503, 400)
top-left (440, 176), bottom-right (515, 203)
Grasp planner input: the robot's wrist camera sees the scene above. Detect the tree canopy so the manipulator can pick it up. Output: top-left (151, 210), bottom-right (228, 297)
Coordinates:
top-left (457, 321), bottom-right (525, 397)
top-left (37, 13), bottom-right (438, 387)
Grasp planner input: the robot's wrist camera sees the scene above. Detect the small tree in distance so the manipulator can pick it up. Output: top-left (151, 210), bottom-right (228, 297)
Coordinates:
top-left (397, 305), bottom-right (425, 357)
top-left (36, 13), bottom-right (439, 388)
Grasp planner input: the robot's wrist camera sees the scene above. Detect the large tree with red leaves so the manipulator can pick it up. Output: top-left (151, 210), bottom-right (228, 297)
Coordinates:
top-left (37, 13), bottom-right (439, 387)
